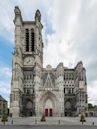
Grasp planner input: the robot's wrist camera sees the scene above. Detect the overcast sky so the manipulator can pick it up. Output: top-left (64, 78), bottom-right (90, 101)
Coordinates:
top-left (0, 0), bottom-right (97, 105)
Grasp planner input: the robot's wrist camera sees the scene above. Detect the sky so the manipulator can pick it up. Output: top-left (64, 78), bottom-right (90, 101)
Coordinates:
top-left (0, 0), bottom-right (97, 106)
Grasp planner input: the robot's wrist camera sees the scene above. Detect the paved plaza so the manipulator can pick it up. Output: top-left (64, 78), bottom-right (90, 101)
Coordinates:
top-left (0, 125), bottom-right (97, 129)
top-left (0, 117), bottom-right (97, 127)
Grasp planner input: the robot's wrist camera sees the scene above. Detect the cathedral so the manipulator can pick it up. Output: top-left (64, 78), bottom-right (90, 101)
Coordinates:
top-left (10, 6), bottom-right (88, 117)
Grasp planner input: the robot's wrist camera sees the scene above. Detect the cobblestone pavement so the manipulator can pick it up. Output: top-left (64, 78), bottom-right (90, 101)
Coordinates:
top-left (0, 117), bottom-right (97, 126)
top-left (0, 125), bottom-right (97, 129)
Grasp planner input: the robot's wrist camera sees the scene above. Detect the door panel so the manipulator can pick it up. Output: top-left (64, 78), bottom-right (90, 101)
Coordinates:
top-left (49, 108), bottom-right (53, 116)
top-left (45, 109), bottom-right (48, 116)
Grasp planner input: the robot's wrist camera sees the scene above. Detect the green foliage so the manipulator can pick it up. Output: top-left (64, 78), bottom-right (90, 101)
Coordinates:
top-left (40, 114), bottom-right (46, 122)
top-left (88, 103), bottom-right (94, 109)
top-left (1, 114), bottom-right (8, 124)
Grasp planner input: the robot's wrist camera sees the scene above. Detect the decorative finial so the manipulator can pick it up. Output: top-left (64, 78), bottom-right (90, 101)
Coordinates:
top-left (14, 6), bottom-right (21, 15)
top-left (35, 9), bottom-right (41, 22)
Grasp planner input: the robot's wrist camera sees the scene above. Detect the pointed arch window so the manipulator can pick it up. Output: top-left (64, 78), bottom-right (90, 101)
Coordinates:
top-left (31, 29), bottom-right (35, 51)
top-left (25, 29), bottom-right (29, 52)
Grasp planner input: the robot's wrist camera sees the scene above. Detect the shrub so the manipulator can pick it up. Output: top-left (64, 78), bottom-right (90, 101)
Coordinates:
top-left (40, 114), bottom-right (46, 122)
top-left (1, 114), bottom-right (8, 125)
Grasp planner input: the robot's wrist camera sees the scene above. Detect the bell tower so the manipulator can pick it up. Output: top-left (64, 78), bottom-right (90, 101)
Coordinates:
top-left (22, 9), bottom-right (43, 67)
top-left (10, 6), bottom-right (43, 117)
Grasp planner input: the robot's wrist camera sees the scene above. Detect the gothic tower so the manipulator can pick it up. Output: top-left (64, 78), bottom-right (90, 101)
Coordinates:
top-left (10, 6), bottom-right (87, 117)
top-left (10, 6), bottom-right (43, 117)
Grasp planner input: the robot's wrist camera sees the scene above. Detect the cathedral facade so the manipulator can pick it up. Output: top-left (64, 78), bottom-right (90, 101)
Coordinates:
top-left (10, 7), bottom-right (88, 117)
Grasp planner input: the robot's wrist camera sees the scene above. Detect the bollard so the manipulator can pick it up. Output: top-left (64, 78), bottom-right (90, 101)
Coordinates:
top-left (35, 119), bottom-right (37, 124)
top-left (58, 120), bottom-right (60, 125)
top-left (92, 122), bottom-right (94, 126)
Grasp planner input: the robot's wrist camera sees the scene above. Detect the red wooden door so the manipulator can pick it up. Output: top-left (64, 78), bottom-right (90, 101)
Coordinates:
top-left (49, 108), bottom-right (53, 116)
top-left (45, 109), bottom-right (48, 116)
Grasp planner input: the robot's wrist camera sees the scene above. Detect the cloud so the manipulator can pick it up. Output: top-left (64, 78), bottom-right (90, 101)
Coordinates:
top-left (0, 0), bottom-right (53, 43)
top-left (0, 67), bottom-right (12, 78)
top-left (0, 0), bottom-right (97, 105)
top-left (0, 0), bottom-right (14, 42)
top-left (88, 81), bottom-right (97, 105)
top-left (43, 0), bottom-right (97, 104)
top-left (43, 0), bottom-right (97, 66)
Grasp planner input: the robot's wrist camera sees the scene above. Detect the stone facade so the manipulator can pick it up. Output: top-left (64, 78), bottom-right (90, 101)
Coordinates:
top-left (0, 95), bottom-right (8, 117)
top-left (10, 6), bottom-right (88, 117)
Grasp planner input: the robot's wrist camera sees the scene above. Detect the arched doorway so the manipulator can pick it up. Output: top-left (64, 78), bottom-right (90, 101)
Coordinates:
top-left (44, 99), bottom-right (53, 116)
top-left (26, 101), bottom-right (33, 116)
top-left (40, 91), bottom-right (58, 117)
top-left (65, 101), bottom-right (72, 116)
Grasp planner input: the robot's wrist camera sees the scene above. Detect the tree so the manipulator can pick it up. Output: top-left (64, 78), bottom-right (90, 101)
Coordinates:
top-left (88, 103), bottom-right (94, 109)
top-left (1, 114), bottom-right (8, 125)
top-left (40, 114), bottom-right (46, 122)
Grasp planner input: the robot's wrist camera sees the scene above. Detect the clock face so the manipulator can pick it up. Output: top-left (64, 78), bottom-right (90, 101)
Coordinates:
top-left (24, 57), bottom-right (34, 66)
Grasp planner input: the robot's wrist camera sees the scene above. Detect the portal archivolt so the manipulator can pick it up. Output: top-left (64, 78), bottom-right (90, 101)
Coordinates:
top-left (40, 91), bottom-right (58, 117)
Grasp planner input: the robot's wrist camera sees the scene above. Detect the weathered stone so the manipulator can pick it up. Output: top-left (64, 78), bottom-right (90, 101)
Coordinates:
top-left (10, 7), bottom-right (88, 117)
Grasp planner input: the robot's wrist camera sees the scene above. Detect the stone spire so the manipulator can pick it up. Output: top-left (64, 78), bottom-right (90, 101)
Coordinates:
top-left (14, 6), bottom-right (22, 25)
top-left (35, 9), bottom-right (41, 22)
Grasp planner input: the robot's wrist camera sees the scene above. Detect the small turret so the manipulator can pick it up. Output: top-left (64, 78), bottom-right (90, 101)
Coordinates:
top-left (35, 9), bottom-right (41, 22)
top-left (14, 6), bottom-right (22, 25)
top-left (14, 6), bottom-right (21, 15)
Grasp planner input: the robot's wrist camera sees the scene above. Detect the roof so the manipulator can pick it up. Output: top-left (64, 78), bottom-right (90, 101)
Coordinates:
top-left (0, 95), bottom-right (7, 102)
